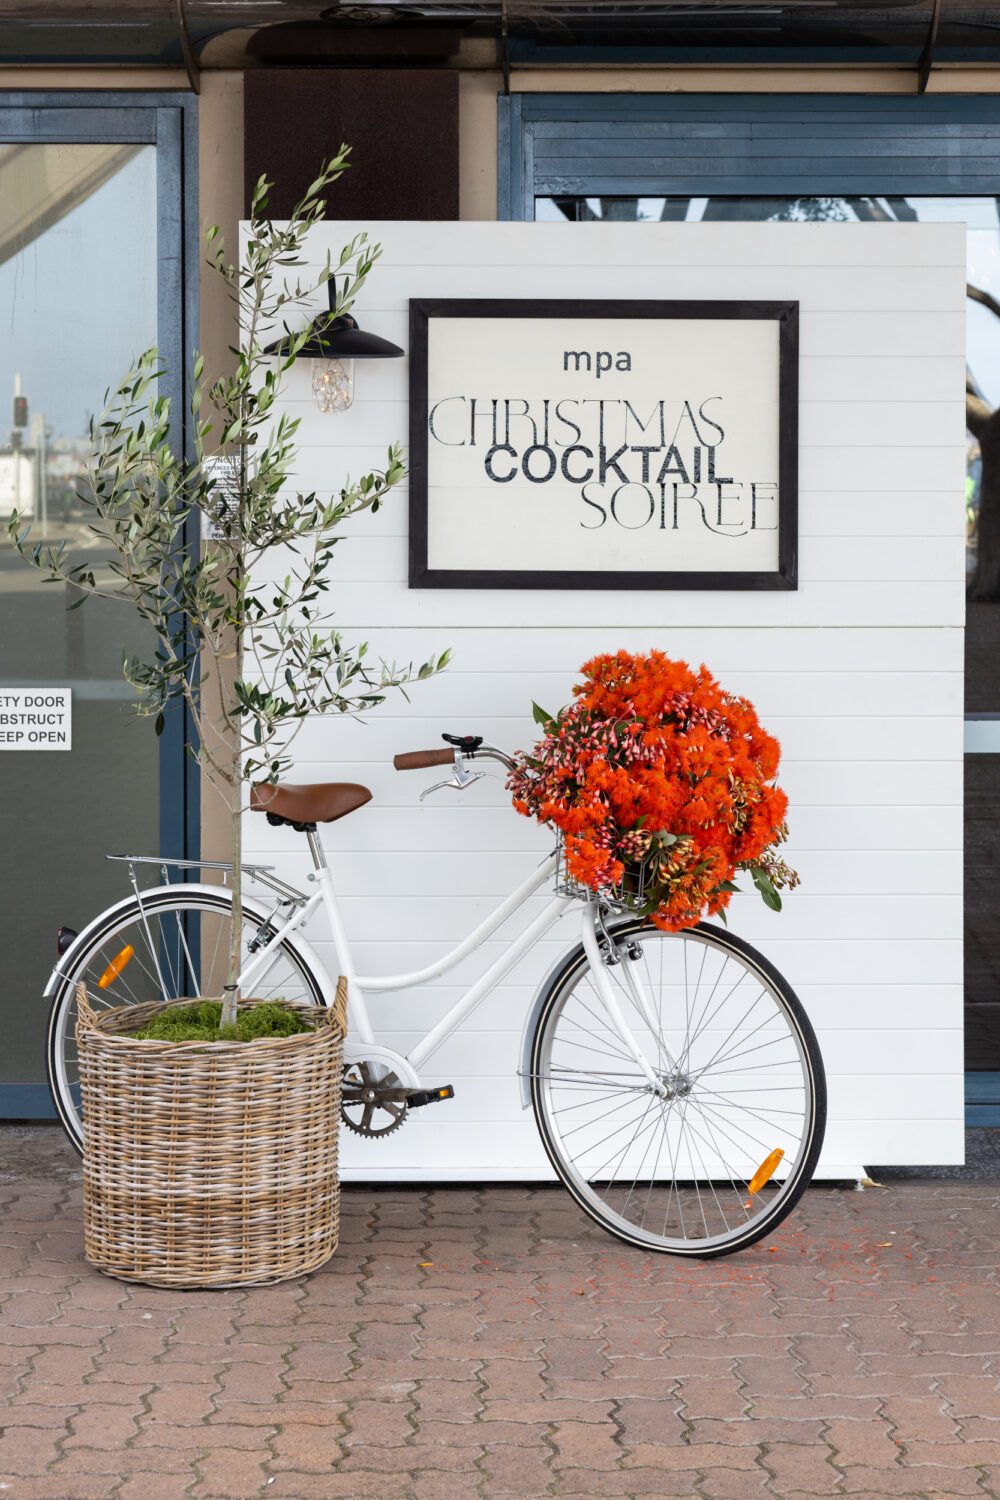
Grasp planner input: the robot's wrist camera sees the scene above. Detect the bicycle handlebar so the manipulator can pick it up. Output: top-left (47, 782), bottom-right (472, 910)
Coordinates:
top-left (393, 749), bottom-right (454, 770)
top-left (393, 741), bottom-right (516, 773)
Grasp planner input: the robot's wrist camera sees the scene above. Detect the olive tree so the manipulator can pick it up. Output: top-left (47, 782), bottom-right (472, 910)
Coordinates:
top-left (8, 150), bottom-right (448, 1026)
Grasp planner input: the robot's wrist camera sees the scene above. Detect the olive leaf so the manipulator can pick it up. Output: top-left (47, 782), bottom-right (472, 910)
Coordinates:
top-left (7, 150), bottom-right (450, 1027)
top-left (750, 866), bottom-right (782, 912)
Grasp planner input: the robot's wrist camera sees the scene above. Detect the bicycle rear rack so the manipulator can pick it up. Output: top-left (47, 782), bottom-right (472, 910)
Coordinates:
top-left (106, 854), bottom-right (309, 906)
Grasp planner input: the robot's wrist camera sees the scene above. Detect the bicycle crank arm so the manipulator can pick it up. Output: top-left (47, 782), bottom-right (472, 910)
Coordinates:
top-left (341, 1084), bottom-right (455, 1109)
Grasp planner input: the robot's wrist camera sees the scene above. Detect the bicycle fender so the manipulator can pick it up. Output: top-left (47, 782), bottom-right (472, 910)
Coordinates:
top-left (518, 936), bottom-right (591, 1109)
top-left (43, 883), bottom-right (341, 1013)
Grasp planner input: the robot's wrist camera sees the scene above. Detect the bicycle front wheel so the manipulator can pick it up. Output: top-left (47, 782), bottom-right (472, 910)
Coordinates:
top-left (530, 919), bottom-right (826, 1258)
top-left (48, 887), bottom-right (327, 1152)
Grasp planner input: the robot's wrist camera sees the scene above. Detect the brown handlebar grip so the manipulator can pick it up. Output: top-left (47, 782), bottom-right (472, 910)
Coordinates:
top-left (393, 748), bottom-right (455, 771)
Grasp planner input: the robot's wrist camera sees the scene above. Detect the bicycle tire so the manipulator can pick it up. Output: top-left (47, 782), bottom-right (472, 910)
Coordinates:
top-left (529, 917), bottom-right (826, 1258)
top-left (47, 886), bottom-right (328, 1153)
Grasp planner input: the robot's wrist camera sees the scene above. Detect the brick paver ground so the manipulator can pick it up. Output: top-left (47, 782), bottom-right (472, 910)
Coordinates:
top-left (2, 1126), bottom-right (999, 1499)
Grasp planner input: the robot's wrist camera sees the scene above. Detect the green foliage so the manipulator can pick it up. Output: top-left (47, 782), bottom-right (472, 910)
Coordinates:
top-left (749, 864), bottom-right (782, 912)
top-left (7, 146), bottom-right (450, 1026)
top-left (7, 147), bottom-right (448, 797)
top-left (131, 1000), bottom-right (311, 1043)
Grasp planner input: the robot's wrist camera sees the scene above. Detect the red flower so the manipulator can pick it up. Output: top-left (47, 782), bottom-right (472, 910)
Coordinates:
top-left (508, 652), bottom-right (797, 932)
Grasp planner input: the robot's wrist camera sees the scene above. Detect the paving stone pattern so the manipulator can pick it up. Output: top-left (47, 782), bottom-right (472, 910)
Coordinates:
top-left (1, 1127), bottom-right (1000, 1499)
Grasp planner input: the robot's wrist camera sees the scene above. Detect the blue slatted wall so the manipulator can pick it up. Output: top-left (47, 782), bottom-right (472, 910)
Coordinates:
top-left (499, 93), bottom-right (1000, 219)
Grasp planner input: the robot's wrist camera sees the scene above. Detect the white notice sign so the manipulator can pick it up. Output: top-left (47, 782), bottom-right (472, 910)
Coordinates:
top-left (0, 688), bottom-right (72, 750)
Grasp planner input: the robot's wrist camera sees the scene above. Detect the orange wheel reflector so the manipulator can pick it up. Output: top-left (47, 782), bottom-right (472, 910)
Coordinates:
top-left (748, 1148), bottom-right (785, 1196)
top-left (97, 944), bottom-right (134, 989)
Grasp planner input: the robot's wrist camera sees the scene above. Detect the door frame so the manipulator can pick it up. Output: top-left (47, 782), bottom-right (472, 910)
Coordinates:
top-left (0, 90), bottom-right (199, 1116)
top-left (0, 90), bottom-right (199, 870)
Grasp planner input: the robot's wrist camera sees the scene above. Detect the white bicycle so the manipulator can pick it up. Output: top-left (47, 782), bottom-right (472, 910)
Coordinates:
top-left (46, 734), bottom-right (826, 1259)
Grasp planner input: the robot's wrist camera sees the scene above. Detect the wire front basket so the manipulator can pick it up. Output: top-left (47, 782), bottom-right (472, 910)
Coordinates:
top-left (554, 839), bottom-right (650, 916)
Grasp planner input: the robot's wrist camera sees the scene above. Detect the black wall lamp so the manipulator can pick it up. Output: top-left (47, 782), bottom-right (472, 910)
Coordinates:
top-left (263, 276), bottom-right (404, 414)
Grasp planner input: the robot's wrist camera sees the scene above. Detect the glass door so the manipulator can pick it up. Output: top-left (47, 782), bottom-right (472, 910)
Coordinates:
top-left (0, 99), bottom-right (196, 1116)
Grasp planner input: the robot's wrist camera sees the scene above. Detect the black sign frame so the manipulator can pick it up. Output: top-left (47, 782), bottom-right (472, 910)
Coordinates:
top-left (408, 298), bottom-right (798, 591)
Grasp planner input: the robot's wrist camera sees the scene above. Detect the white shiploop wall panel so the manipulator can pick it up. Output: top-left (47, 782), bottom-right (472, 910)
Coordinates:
top-left (244, 221), bottom-right (967, 1180)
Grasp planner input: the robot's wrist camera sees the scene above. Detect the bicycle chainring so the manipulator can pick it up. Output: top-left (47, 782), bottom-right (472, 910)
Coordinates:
top-left (340, 1062), bottom-right (409, 1137)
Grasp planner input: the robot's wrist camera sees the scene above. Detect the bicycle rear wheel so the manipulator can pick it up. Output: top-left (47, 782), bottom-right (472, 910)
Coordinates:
top-left (48, 887), bottom-right (327, 1152)
top-left (529, 919), bottom-right (825, 1257)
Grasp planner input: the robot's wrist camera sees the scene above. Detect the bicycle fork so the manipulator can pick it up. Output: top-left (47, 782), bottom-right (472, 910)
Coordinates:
top-left (580, 905), bottom-right (674, 1099)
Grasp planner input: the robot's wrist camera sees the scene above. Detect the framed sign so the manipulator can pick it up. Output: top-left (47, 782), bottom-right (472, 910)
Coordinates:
top-left (408, 299), bottom-right (797, 591)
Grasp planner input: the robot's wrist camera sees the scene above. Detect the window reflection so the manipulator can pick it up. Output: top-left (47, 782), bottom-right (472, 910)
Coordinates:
top-left (0, 143), bottom-right (160, 1098)
top-left (0, 145), bottom-right (156, 555)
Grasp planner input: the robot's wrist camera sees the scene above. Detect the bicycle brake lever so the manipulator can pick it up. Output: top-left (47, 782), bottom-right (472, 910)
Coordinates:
top-left (420, 767), bottom-right (486, 802)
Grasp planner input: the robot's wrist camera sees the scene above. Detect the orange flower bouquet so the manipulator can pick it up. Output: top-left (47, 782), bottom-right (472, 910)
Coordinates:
top-left (508, 651), bottom-right (799, 932)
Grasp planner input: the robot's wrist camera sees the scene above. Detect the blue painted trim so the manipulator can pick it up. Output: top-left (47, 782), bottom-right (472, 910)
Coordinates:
top-left (508, 42), bottom-right (1000, 66)
top-left (150, 96), bottom-right (202, 872)
top-left (0, 1085), bottom-right (56, 1120)
top-left (512, 91), bottom-right (1000, 121)
top-left (966, 1072), bottom-right (1000, 1103)
top-left (966, 1105), bottom-right (1000, 1127)
top-left (499, 92), bottom-right (1000, 220)
top-left (497, 91), bottom-right (513, 225)
top-left (965, 1074), bottom-right (1000, 1126)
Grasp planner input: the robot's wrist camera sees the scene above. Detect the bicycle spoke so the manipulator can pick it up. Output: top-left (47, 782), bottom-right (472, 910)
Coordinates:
top-left (533, 923), bottom-right (821, 1256)
top-left (620, 1093), bottom-right (667, 1219)
top-left (551, 1087), bottom-right (642, 1118)
top-left (558, 1092), bottom-right (647, 1142)
top-left (686, 1100), bottom-right (753, 1228)
top-left (692, 1001), bottom-right (785, 1077)
top-left (553, 1027), bottom-right (639, 1070)
top-left (574, 982), bottom-right (645, 1065)
top-left (50, 892), bottom-right (324, 1151)
top-left (694, 1092), bottom-right (790, 1165)
top-left (172, 910), bottom-right (200, 999)
top-left (678, 953), bottom-right (741, 1072)
top-left (683, 977), bottom-right (765, 1075)
top-left (679, 1099), bottom-right (733, 1236)
top-left (634, 1107), bottom-right (674, 1230)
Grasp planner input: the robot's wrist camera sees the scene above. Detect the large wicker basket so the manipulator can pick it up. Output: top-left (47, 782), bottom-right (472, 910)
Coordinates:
top-left (76, 978), bottom-right (346, 1288)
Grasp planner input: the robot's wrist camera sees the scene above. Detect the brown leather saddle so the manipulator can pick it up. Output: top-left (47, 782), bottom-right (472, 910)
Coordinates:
top-left (249, 781), bottom-right (372, 829)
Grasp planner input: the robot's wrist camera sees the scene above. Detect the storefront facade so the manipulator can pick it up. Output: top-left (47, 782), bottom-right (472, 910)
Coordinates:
top-left (0, 1), bottom-right (997, 1146)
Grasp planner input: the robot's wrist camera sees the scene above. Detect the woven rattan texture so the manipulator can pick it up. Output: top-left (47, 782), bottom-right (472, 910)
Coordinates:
top-left (77, 979), bottom-right (346, 1289)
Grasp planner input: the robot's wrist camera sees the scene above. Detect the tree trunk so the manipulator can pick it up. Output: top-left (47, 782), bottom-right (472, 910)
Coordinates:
top-left (970, 406), bottom-right (1000, 602)
top-left (221, 500), bottom-right (245, 1029)
top-left (221, 736), bottom-right (243, 1029)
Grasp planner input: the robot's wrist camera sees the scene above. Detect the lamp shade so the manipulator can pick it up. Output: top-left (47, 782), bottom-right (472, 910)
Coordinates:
top-left (263, 277), bottom-right (403, 361)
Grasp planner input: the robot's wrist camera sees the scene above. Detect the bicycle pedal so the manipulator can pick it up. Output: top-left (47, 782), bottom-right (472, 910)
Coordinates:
top-left (405, 1085), bottom-right (455, 1109)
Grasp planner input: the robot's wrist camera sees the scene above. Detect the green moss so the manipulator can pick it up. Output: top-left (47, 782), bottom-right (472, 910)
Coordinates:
top-left (130, 1000), bottom-right (311, 1043)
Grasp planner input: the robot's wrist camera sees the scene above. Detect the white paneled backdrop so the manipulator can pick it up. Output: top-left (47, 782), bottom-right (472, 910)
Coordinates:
top-left (244, 220), bottom-right (967, 1179)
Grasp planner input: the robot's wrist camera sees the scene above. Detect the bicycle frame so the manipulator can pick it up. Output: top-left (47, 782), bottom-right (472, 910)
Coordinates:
top-left (233, 831), bottom-right (665, 1094)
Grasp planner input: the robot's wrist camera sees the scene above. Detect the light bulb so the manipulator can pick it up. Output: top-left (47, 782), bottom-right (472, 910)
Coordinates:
top-left (311, 357), bottom-right (355, 413)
